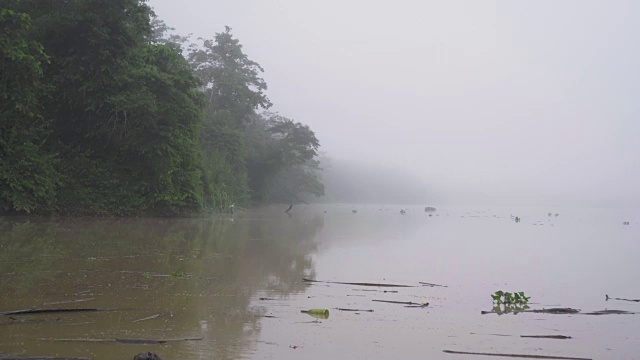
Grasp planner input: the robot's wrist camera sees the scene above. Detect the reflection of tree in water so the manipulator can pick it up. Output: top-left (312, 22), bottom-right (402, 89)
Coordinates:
top-left (0, 208), bottom-right (323, 360)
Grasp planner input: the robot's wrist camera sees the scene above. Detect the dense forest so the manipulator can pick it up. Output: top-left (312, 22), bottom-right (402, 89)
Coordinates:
top-left (0, 0), bottom-right (323, 216)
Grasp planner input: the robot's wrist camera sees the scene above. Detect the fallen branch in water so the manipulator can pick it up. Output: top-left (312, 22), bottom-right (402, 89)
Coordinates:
top-left (303, 278), bottom-right (413, 288)
top-left (606, 294), bottom-right (640, 302)
top-left (521, 335), bottom-right (572, 339)
top-left (335, 308), bottom-right (374, 312)
top-left (372, 300), bottom-right (428, 307)
top-left (419, 282), bottom-right (448, 288)
top-left (132, 313), bottom-right (160, 323)
top-left (1, 308), bottom-right (113, 316)
top-left (442, 349), bottom-right (591, 359)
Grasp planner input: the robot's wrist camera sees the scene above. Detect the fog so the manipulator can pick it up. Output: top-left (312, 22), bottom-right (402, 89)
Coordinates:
top-left (150, 0), bottom-right (640, 207)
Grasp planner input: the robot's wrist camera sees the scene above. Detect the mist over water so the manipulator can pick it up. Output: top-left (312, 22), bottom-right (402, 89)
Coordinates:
top-left (150, 0), bottom-right (640, 208)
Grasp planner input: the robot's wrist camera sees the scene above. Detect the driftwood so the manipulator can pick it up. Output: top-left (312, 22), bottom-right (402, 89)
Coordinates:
top-left (302, 278), bottom-right (413, 288)
top-left (372, 300), bottom-right (429, 307)
top-left (442, 350), bottom-right (591, 359)
top-left (606, 294), bottom-right (640, 302)
top-left (335, 308), bottom-right (374, 312)
top-left (1, 308), bottom-right (111, 316)
top-left (521, 335), bottom-right (572, 339)
top-left (419, 282), bottom-right (448, 288)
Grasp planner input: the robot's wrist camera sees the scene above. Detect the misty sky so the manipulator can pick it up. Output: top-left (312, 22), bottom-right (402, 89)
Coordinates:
top-left (149, 0), bottom-right (640, 207)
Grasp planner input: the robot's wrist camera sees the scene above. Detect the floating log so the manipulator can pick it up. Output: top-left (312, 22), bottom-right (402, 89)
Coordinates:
top-left (0, 308), bottom-right (112, 316)
top-left (442, 349), bottom-right (591, 359)
top-left (303, 278), bottom-right (413, 288)
top-left (521, 335), bottom-right (572, 339)
top-left (335, 308), bottom-right (374, 312)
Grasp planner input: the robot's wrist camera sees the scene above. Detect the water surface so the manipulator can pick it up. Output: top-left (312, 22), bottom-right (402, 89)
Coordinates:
top-left (1, 205), bottom-right (638, 359)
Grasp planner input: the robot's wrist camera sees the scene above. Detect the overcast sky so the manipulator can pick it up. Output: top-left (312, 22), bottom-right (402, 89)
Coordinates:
top-left (149, 0), bottom-right (640, 207)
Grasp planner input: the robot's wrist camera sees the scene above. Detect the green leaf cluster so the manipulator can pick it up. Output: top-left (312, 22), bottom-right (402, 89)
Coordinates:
top-left (491, 290), bottom-right (530, 305)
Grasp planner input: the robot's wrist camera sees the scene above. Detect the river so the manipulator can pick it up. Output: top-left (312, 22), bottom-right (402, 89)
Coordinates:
top-left (1, 205), bottom-right (638, 359)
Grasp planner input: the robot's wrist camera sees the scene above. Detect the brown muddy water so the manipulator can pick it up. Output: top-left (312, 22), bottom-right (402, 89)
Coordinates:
top-left (0, 205), bottom-right (638, 360)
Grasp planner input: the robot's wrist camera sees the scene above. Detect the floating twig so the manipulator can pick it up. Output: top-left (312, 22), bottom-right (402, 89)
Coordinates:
top-left (1, 308), bottom-right (113, 316)
top-left (37, 338), bottom-right (112, 343)
top-left (303, 278), bottom-right (413, 288)
top-left (115, 337), bottom-right (203, 344)
top-left (419, 282), bottom-right (448, 288)
top-left (372, 300), bottom-right (428, 307)
top-left (0, 356), bottom-right (92, 360)
top-left (583, 309), bottom-right (636, 315)
top-left (606, 294), bottom-right (640, 302)
top-left (442, 349), bottom-right (591, 359)
top-left (335, 308), bottom-right (374, 312)
top-left (43, 298), bottom-right (95, 306)
top-left (132, 313), bottom-right (160, 323)
top-left (521, 335), bottom-right (572, 339)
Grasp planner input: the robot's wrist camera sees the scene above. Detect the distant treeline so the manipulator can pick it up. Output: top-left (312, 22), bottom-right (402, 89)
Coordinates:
top-left (0, 0), bottom-right (323, 216)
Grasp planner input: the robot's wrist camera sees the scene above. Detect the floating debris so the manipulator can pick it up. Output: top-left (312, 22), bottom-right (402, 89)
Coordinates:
top-left (302, 278), bottom-right (413, 288)
top-left (442, 349), bottom-right (591, 359)
top-left (372, 299), bottom-right (429, 307)
top-left (419, 282), bottom-right (447, 288)
top-left (520, 335), bottom-right (572, 339)
top-left (335, 308), bottom-right (374, 312)
top-left (301, 309), bottom-right (329, 319)
top-left (606, 294), bottom-right (640, 302)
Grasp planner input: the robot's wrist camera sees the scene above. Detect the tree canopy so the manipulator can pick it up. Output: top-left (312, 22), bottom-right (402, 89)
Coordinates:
top-left (0, 1), bottom-right (323, 215)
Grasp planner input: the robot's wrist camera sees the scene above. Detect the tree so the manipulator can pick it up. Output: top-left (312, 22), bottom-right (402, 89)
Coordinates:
top-left (0, 9), bottom-right (58, 213)
top-left (246, 113), bottom-right (320, 202)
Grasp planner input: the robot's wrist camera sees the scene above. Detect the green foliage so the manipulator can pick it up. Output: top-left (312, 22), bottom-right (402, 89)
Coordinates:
top-left (0, 9), bottom-right (59, 213)
top-left (491, 290), bottom-right (530, 305)
top-left (1, 3), bottom-right (323, 215)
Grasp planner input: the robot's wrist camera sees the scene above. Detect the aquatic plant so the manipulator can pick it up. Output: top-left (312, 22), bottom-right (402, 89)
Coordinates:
top-left (491, 290), bottom-right (530, 305)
